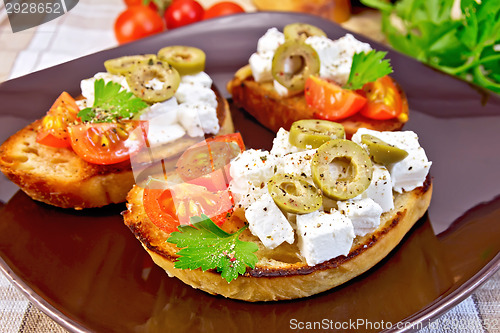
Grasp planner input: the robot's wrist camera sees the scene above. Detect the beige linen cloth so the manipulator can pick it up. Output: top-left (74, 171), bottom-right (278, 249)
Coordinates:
top-left (0, 0), bottom-right (498, 332)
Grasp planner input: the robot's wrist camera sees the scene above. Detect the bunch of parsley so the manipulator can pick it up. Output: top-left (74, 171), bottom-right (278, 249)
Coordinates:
top-left (361, 0), bottom-right (500, 94)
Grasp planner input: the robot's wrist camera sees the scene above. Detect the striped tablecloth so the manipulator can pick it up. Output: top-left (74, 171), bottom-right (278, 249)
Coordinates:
top-left (0, 1), bottom-right (499, 332)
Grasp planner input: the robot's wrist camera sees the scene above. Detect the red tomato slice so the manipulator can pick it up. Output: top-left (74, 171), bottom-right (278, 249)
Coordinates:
top-left (176, 133), bottom-right (245, 191)
top-left (305, 76), bottom-right (367, 121)
top-left (143, 183), bottom-right (234, 233)
top-left (358, 75), bottom-right (403, 120)
top-left (68, 121), bottom-right (148, 165)
top-left (36, 92), bottom-right (80, 148)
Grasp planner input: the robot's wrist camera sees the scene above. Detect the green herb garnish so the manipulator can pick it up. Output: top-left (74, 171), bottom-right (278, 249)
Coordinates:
top-left (167, 214), bottom-right (259, 283)
top-left (343, 50), bottom-right (393, 90)
top-left (78, 79), bottom-right (148, 123)
top-left (361, 0), bottom-right (500, 94)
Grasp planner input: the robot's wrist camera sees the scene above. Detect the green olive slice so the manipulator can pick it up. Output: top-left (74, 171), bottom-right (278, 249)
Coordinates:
top-left (289, 119), bottom-right (345, 149)
top-left (283, 23), bottom-right (327, 41)
top-left (272, 40), bottom-right (320, 92)
top-left (104, 54), bottom-right (157, 75)
top-left (268, 173), bottom-right (322, 214)
top-left (311, 139), bottom-right (373, 200)
top-left (126, 61), bottom-right (180, 103)
top-left (361, 134), bottom-right (409, 165)
top-left (157, 46), bottom-right (206, 76)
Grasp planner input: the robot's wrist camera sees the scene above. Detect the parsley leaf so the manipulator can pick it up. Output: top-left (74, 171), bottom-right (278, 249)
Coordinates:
top-left (343, 50), bottom-right (393, 90)
top-left (78, 79), bottom-right (148, 123)
top-left (361, 0), bottom-right (500, 94)
top-left (167, 214), bottom-right (259, 283)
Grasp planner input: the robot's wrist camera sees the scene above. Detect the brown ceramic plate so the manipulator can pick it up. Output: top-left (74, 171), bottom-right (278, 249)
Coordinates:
top-left (0, 12), bottom-right (499, 333)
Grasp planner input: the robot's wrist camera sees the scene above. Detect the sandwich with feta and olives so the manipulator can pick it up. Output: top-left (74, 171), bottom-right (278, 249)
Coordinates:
top-left (227, 23), bottom-right (409, 137)
top-left (0, 46), bottom-right (234, 209)
top-left (123, 119), bottom-right (432, 302)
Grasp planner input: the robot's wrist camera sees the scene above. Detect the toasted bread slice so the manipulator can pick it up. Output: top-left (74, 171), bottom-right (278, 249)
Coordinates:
top-left (227, 66), bottom-right (408, 138)
top-left (0, 88), bottom-right (233, 209)
top-left (123, 176), bottom-right (432, 302)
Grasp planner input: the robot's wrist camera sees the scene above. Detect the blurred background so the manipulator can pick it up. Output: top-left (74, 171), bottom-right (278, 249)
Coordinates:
top-left (1, 0), bottom-right (388, 82)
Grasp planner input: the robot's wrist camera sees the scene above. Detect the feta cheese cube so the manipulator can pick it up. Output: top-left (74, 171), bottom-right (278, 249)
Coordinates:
top-left (245, 193), bottom-right (294, 249)
top-left (229, 149), bottom-right (276, 189)
top-left (296, 210), bottom-right (355, 266)
top-left (177, 103), bottom-right (219, 137)
top-left (337, 198), bottom-right (383, 236)
top-left (333, 33), bottom-right (372, 56)
top-left (305, 36), bottom-right (339, 82)
top-left (305, 36), bottom-right (336, 61)
top-left (354, 164), bottom-right (394, 212)
top-left (146, 122), bottom-right (186, 146)
top-left (174, 84), bottom-right (217, 109)
top-left (229, 180), bottom-right (267, 209)
top-left (390, 147), bottom-right (432, 193)
top-left (270, 128), bottom-right (299, 157)
top-left (180, 71), bottom-right (213, 88)
top-left (352, 129), bottom-right (432, 193)
top-left (277, 149), bottom-right (317, 181)
top-left (249, 52), bottom-right (273, 83)
top-left (140, 97), bottom-right (179, 121)
top-left (81, 72), bottom-right (130, 106)
top-left (256, 27), bottom-right (285, 54)
top-left (306, 34), bottom-right (372, 85)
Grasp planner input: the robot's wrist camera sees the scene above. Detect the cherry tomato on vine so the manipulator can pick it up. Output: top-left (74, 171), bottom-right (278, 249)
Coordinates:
top-left (114, 6), bottom-right (165, 44)
top-left (164, 0), bottom-right (204, 29)
top-left (203, 2), bottom-right (245, 20)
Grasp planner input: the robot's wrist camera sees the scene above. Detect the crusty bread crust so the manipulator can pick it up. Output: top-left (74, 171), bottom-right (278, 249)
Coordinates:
top-left (227, 66), bottom-right (408, 138)
top-left (123, 176), bottom-right (432, 301)
top-left (0, 119), bottom-right (134, 209)
top-left (0, 88), bottom-right (232, 209)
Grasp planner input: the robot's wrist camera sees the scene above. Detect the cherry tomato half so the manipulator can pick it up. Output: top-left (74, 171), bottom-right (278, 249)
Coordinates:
top-left (114, 6), bottom-right (165, 44)
top-left (203, 1), bottom-right (245, 20)
top-left (358, 75), bottom-right (403, 120)
top-left (36, 92), bottom-right (80, 148)
top-left (68, 121), bottom-right (148, 165)
top-left (176, 133), bottom-right (245, 192)
top-left (164, 0), bottom-right (204, 29)
top-left (143, 183), bottom-right (234, 233)
top-left (305, 75), bottom-right (367, 121)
